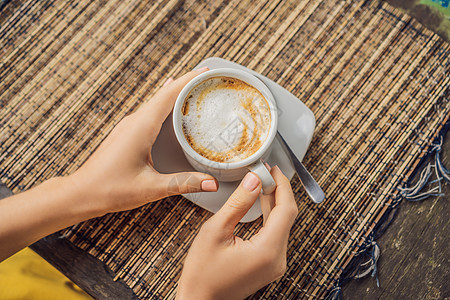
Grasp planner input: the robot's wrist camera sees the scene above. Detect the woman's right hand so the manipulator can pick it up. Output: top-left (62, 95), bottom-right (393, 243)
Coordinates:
top-left (176, 166), bottom-right (298, 300)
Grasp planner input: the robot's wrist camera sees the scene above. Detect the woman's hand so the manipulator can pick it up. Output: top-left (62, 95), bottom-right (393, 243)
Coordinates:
top-left (69, 67), bottom-right (218, 216)
top-left (176, 166), bottom-right (298, 300)
top-left (0, 68), bottom-right (219, 262)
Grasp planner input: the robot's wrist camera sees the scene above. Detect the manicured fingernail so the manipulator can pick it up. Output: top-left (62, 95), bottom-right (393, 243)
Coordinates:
top-left (196, 66), bottom-right (209, 72)
top-left (201, 179), bottom-right (218, 192)
top-left (163, 77), bottom-right (174, 86)
top-left (243, 172), bottom-right (260, 191)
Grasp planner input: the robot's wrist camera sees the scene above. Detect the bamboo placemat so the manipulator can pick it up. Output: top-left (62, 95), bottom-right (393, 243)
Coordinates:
top-left (1, 0), bottom-right (449, 298)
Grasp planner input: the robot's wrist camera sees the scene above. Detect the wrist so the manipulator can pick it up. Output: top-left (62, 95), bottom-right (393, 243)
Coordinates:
top-left (176, 281), bottom-right (217, 300)
top-left (0, 175), bottom-right (105, 258)
top-left (51, 175), bottom-right (106, 221)
top-left (176, 291), bottom-right (215, 300)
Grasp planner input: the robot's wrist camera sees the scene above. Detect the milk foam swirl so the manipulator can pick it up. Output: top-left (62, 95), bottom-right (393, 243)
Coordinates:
top-left (181, 77), bottom-right (271, 163)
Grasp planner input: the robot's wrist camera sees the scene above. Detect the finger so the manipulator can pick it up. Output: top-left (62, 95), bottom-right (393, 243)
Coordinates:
top-left (260, 163), bottom-right (275, 225)
top-left (133, 68), bottom-right (209, 145)
top-left (161, 171), bottom-right (218, 196)
top-left (211, 172), bottom-right (261, 235)
top-left (163, 77), bottom-right (174, 86)
top-left (139, 67), bottom-right (209, 125)
top-left (260, 192), bottom-right (275, 226)
top-left (260, 166), bottom-right (298, 245)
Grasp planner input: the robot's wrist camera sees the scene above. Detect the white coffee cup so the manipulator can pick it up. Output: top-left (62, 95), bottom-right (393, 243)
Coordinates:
top-left (173, 68), bottom-right (278, 194)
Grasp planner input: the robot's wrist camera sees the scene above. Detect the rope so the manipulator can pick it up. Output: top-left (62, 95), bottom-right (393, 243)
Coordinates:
top-left (399, 135), bottom-right (448, 202)
top-left (326, 121), bottom-right (448, 299)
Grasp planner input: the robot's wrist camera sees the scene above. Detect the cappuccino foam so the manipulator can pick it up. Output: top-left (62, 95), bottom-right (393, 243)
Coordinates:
top-left (181, 77), bottom-right (271, 163)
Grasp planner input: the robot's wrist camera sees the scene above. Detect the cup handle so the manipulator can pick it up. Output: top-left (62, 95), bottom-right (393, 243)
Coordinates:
top-left (248, 160), bottom-right (276, 195)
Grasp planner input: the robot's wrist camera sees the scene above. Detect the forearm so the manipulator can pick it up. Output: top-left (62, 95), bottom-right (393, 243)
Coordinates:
top-left (0, 176), bottom-right (102, 262)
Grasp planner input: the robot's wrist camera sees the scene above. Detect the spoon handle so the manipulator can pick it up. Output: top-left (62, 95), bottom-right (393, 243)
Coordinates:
top-left (277, 132), bottom-right (325, 203)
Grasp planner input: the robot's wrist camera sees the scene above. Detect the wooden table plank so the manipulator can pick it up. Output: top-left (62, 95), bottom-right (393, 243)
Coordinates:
top-left (343, 129), bottom-right (450, 299)
top-left (29, 234), bottom-right (138, 299)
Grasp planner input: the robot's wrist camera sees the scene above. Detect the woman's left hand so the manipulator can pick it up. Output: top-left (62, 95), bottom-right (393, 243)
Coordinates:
top-left (69, 67), bottom-right (218, 216)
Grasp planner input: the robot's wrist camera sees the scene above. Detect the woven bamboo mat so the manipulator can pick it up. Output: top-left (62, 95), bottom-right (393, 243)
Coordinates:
top-left (1, 0), bottom-right (449, 298)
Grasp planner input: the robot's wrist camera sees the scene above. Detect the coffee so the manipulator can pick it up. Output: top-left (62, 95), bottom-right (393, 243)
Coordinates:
top-left (181, 76), bottom-right (271, 163)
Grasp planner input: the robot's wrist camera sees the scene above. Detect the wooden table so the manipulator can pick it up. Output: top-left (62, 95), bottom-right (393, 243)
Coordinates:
top-left (343, 130), bottom-right (450, 299)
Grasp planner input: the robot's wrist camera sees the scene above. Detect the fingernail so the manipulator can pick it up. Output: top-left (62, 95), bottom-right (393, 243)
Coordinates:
top-left (264, 162), bottom-right (271, 171)
top-left (163, 77), bottom-right (174, 86)
top-left (243, 172), bottom-right (260, 191)
top-left (196, 66), bottom-right (209, 72)
top-left (201, 179), bottom-right (217, 192)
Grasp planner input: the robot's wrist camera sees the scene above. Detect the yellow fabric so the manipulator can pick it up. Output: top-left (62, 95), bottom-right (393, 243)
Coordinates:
top-left (0, 248), bottom-right (92, 300)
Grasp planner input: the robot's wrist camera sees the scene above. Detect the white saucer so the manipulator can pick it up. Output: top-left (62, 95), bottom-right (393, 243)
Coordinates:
top-left (152, 57), bottom-right (316, 222)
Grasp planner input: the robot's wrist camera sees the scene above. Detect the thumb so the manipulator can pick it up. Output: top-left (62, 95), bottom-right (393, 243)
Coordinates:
top-left (161, 172), bottom-right (218, 196)
top-left (212, 172), bottom-right (262, 232)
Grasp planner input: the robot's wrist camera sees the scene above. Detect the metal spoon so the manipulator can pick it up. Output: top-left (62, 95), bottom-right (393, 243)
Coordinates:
top-left (276, 131), bottom-right (325, 203)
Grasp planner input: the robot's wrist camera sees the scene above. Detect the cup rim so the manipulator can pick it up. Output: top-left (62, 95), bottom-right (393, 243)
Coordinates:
top-left (173, 68), bottom-right (278, 169)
